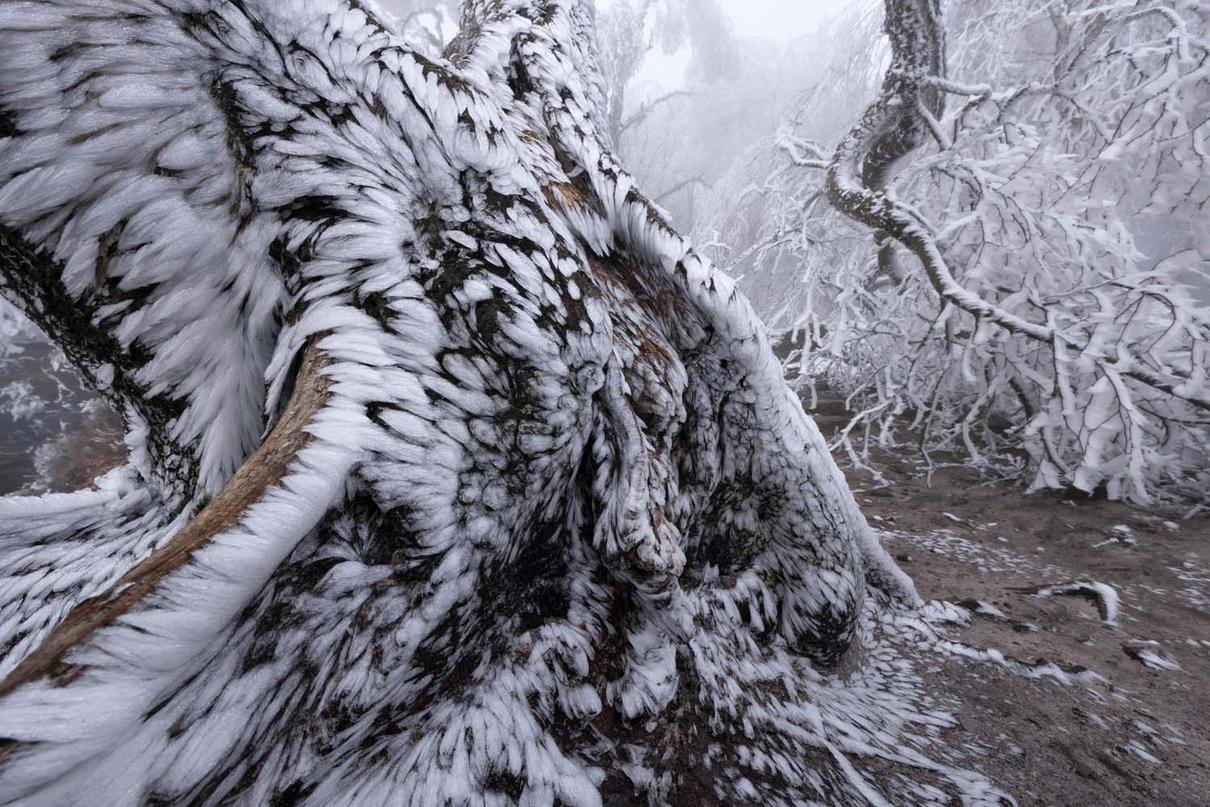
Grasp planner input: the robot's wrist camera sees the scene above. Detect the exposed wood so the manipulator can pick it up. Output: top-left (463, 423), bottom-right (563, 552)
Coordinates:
top-left (0, 340), bottom-right (330, 697)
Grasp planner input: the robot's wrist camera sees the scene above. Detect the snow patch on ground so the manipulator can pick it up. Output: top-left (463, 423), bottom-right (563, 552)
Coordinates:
top-left (1122, 641), bottom-right (1182, 671)
top-left (1167, 555), bottom-right (1210, 613)
top-left (885, 601), bottom-right (1107, 687)
top-left (1034, 581), bottom-right (1120, 624)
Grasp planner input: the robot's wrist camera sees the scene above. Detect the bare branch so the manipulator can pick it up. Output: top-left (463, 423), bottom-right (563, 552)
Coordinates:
top-left (620, 89), bottom-right (694, 135)
top-left (654, 175), bottom-right (711, 203)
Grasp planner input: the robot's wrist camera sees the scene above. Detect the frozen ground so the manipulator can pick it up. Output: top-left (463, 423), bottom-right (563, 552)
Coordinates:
top-left (848, 448), bottom-right (1210, 806)
top-left (7, 423), bottom-right (1207, 805)
top-left (0, 302), bottom-right (122, 495)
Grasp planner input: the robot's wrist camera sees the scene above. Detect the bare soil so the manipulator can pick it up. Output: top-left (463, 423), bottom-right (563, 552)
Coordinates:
top-left (841, 446), bottom-right (1210, 806)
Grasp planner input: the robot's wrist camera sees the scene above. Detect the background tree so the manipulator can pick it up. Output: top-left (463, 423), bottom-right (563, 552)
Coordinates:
top-left (706, 0), bottom-right (1210, 505)
top-left (595, 0), bottom-right (735, 149)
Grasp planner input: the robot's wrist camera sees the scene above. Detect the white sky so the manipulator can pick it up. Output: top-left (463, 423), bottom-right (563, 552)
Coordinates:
top-left (714, 0), bottom-right (853, 41)
top-left (383, 1), bottom-right (856, 36)
top-left (593, 0), bottom-right (855, 41)
top-left (605, 0), bottom-right (858, 90)
top-left (382, 2), bottom-right (856, 47)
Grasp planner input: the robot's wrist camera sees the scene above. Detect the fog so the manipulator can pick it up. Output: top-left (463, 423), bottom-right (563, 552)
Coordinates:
top-left (0, 4), bottom-right (1206, 802)
top-left (2, 0), bottom-right (1205, 503)
top-left (381, 0), bottom-right (853, 37)
top-left (611, 0), bottom-right (852, 41)
top-left (374, 0), bottom-right (1209, 505)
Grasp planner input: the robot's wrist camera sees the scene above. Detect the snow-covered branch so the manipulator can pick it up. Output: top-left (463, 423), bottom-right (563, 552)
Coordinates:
top-left (712, 0), bottom-right (1210, 504)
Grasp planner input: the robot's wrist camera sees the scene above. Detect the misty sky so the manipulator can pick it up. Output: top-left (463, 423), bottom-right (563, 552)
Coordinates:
top-left (378, 1), bottom-right (861, 90)
top-left (380, 2), bottom-right (856, 44)
top-left (713, 0), bottom-right (853, 40)
top-left (619, 0), bottom-right (858, 89)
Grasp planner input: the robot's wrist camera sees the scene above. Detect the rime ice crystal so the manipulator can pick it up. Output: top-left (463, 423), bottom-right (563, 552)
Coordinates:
top-left (0, 1), bottom-right (1011, 805)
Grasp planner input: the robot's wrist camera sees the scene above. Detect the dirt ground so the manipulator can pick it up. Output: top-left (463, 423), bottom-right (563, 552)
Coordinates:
top-left (837, 444), bottom-right (1210, 806)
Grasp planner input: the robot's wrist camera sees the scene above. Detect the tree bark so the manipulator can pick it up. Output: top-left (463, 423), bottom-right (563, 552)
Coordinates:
top-left (0, 1), bottom-right (915, 803)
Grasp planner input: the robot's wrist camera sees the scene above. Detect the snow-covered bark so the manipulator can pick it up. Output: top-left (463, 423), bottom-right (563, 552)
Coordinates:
top-left (713, 0), bottom-right (1210, 505)
top-left (0, 1), bottom-right (1010, 804)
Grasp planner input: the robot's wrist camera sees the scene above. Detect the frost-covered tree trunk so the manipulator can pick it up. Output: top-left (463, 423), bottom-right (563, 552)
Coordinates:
top-left (0, 1), bottom-right (922, 804)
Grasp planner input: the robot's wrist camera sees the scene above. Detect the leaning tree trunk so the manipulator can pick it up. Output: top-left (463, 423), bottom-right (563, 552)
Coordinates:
top-left (0, 1), bottom-right (920, 804)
